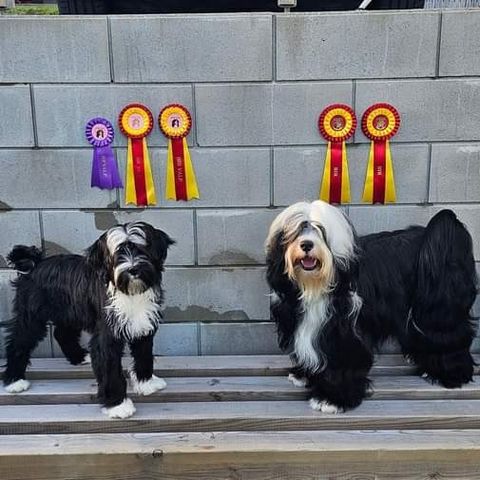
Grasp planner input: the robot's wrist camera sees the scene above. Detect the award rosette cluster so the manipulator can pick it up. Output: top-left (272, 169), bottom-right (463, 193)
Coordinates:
top-left (85, 118), bottom-right (122, 190)
top-left (361, 103), bottom-right (400, 204)
top-left (159, 104), bottom-right (199, 201)
top-left (119, 104), bottom-right (156, 206)
top-left (318, 104), bottom-right (356, 204)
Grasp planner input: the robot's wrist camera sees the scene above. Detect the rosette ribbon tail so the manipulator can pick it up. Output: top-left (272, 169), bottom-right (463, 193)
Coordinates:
top-left (319, 141), bottom-right (351, 204)
top-left (91, 146), bottom-right (122, 189)
top-left (362, 139), bottom-right (396, 204)
top-left (125, 137), bottom-right (156, 206)
top-left (166, 137), bottom-right (199, 201)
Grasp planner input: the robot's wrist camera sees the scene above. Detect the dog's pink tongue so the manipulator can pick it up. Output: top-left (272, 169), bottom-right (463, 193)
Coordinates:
top-left (301, 257), bottom-right (316, 268)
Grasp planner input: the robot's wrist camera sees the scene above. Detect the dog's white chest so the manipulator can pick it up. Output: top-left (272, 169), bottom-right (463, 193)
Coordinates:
top-left (106, 286), bottom-right (160, 340)
top-left (294, 297), bottom-right (330, 372)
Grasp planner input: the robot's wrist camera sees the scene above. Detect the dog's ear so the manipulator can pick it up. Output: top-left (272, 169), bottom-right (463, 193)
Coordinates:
top-left (266, 231), bottom-right (297, 299)
top-left (146, 227), bottom-right (175, 266)
top-left (85, 233), bottom-right (109, 271)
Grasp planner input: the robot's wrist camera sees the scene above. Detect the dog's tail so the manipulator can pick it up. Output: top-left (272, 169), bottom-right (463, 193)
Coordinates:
top-left (410, 209), bottom-right (477, 387)
top-left (7, 245), bottom-right (44, 274)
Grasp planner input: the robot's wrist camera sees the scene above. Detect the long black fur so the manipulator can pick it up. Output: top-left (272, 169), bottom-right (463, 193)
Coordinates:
top-left (267, 209), bottom-right (477, 411)
top-left (3, 222), bottom-right (174, 411)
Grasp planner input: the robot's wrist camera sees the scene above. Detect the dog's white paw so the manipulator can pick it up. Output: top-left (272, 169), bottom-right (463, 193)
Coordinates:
top-left (421, 372), bottom-right (429, 379)
top-left (309, 398), bottom-right (342, 414)
top-left (404, 354), bottom-right (414, 365)
top-left (5, 379), bottom-right (31, 394)
top-left (81, 353), bottom-right (91, 365)
top-left (102, 398), bottom-right (136, 419)
top-left (130, 372), bottom-right (167, 396)
top-left (288, 373), bottom-right (307, 388)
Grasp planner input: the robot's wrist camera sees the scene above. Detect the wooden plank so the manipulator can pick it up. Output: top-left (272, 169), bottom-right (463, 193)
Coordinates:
top-left (2, 431), bottom-right (480, 480)
top-left (1, 375), bottom-right (480, 405)
top-left (3, 399), bottom-right (480, 434)
top-left (2, 354), bottom-right (478, 380)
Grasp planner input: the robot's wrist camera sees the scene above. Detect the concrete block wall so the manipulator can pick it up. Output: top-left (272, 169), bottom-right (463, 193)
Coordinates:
top-left (1, 9), bottom-right (480, 357)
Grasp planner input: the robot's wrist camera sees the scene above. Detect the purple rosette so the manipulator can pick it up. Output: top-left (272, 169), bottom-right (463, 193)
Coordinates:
top-left (85, 118), bottom-right (123, 190)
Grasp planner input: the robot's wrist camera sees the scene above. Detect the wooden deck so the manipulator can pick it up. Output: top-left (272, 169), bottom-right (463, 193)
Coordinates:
top-left (2, 354), bottom-right (480, 479)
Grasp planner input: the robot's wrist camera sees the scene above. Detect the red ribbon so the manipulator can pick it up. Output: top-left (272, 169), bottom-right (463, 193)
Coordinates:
top-left (329, 142), bottom-right (343, 204)
top-left (372, 140), bottom-right (387, 204)
top-left (171, 137), bottom-right (187, 201)
top-left (131, 138), bottom-right (147, 206)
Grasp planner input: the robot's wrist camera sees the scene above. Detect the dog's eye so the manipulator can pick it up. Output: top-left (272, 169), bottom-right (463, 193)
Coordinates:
top-left (300, 221), bottom-right (309, 231)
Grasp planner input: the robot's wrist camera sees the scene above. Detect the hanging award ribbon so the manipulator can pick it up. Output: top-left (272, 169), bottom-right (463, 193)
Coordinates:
top-left (118, 104), bottom-right (156, 206)
top-left (361, 103), bottom-right (400, 204)
top-left (159, 104), bottom-right (199, 201)
top-left (85, 118), bottom-right (122, 190)
top-left (318, 104), bottom-right (356, 204)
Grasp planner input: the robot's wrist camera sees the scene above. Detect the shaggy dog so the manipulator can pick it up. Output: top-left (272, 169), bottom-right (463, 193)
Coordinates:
top-left (266, 201), bottom-right (477, 413)
top-left (3, 222), bottom-right (174, 419)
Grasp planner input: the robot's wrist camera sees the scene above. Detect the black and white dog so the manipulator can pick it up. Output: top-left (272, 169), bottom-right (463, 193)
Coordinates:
top-left (3, 222), bottom-right (174, 419)
top-left (266, 201), bottom-right (477, 413)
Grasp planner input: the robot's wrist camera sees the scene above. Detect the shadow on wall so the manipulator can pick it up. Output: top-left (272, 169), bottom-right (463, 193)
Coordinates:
top-left (57, 0), bottom-right (425, 15)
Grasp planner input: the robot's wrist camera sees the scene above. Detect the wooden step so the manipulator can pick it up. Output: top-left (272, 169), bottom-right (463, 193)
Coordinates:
top-left (2, 430), bottom-right (480, 480)
top-left (2, 354), bottom-right (479, 380)
top-left (1, 375), bottom-right (479, 405)
top-left (3, 399), bottom-right (480, 434)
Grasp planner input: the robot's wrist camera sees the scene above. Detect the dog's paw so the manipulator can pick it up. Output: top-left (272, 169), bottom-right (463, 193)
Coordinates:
top-left (81, 353), bottom-right (91, 365)
top-left (102, 398), bottom-right (136, 419)
top-left (5, 379), bottom-right (31, 394)
top-left (309, 398), bottom-right (343, 414)
top-left (288, 373), bottom-right (307, 388)
top-left (130, 372), bottom-right (167, 396)
top-left (404, 354), bottom-right (414, 365)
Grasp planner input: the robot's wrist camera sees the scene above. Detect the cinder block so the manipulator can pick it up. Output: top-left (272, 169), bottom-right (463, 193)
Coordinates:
top-left (196, 209), bottom-right (279, 265)
top-left (163, 267), bottom-right (270, 322)
top-left (273, 144), bottom-right (429, 206)
top-left (200, 322), bottom-right (281, 355)
top-left (0, 86), bottom-right (34, 147)
top-left (0, 212), bottom-right (41, 267)
top-left (153, 323), bottom-right (198, 356)
top-left (273, 82), bottom-right (353, 145)
top-left (118, 148), bottom-right (270, 208)
top-left (0, 17), bottom-right (110, 83)
top-left (355, 79), bottom-right (480, 142)
top-left (348, 205), bottom-right (434, 236)
top-left (41, 210), bottom-right (195, 265)
top-left (439, 10), bottom-right (480, 77)
top-left (195, 84), bottom-right (273, 146)
top-left (33, 85), bottom-right (193, 147)
top-left (0, 150), bottom-right (116, 209)
top-left (276, 11), bottom-right (439, 80)
top-left (110, 14), bottom-right (272, 82)
top-left (430, 144), bottom-right (480, 203)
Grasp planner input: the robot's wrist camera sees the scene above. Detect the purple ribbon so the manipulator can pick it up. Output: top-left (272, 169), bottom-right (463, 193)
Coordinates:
top-left (85, 118), bottom-right (123, 190)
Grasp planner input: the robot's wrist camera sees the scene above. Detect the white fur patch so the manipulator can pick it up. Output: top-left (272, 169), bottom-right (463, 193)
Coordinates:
top-left (106, 223), bottom-right (147, 255)
top-left (294, 296), bottom-right (330, 372)
top-left (309, 398), bottom-right (342, 414)
top-left (106, 285), bottom-right (160, 340)
top-left (81, 353), bottom-right (91, 365)
top-left (102, 398), bottom-right (136, 419)
top-left (288, 373), bottom-right (306, 388)
top-left (129, 371), bottom-right (167, 396)
top-left (5, 379), bottom-right (31, 393)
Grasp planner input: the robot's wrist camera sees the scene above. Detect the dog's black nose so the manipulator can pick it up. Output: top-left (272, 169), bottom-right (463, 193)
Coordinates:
top-left (129, 267), bottom-right (139, 276)
top-left (300, 240), bottom-right (313, 253)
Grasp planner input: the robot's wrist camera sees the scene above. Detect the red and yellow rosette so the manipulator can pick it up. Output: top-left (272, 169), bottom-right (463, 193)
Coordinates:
top-left (159, 104), bottom-right (199, 201)
top-left (361, 103), bottom-right (400, 204)
top-left (318, 104), bottom-right (356, 204)
top-left (119, 104), bottom-right (156, 206)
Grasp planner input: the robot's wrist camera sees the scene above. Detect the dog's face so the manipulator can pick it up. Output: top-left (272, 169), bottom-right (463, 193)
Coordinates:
top-left (281, 215), bottom-right (334, 297)
top-left (87, 222), bottom-right (174, 295)
top-left (266, 201), bottom-right (355, 301)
